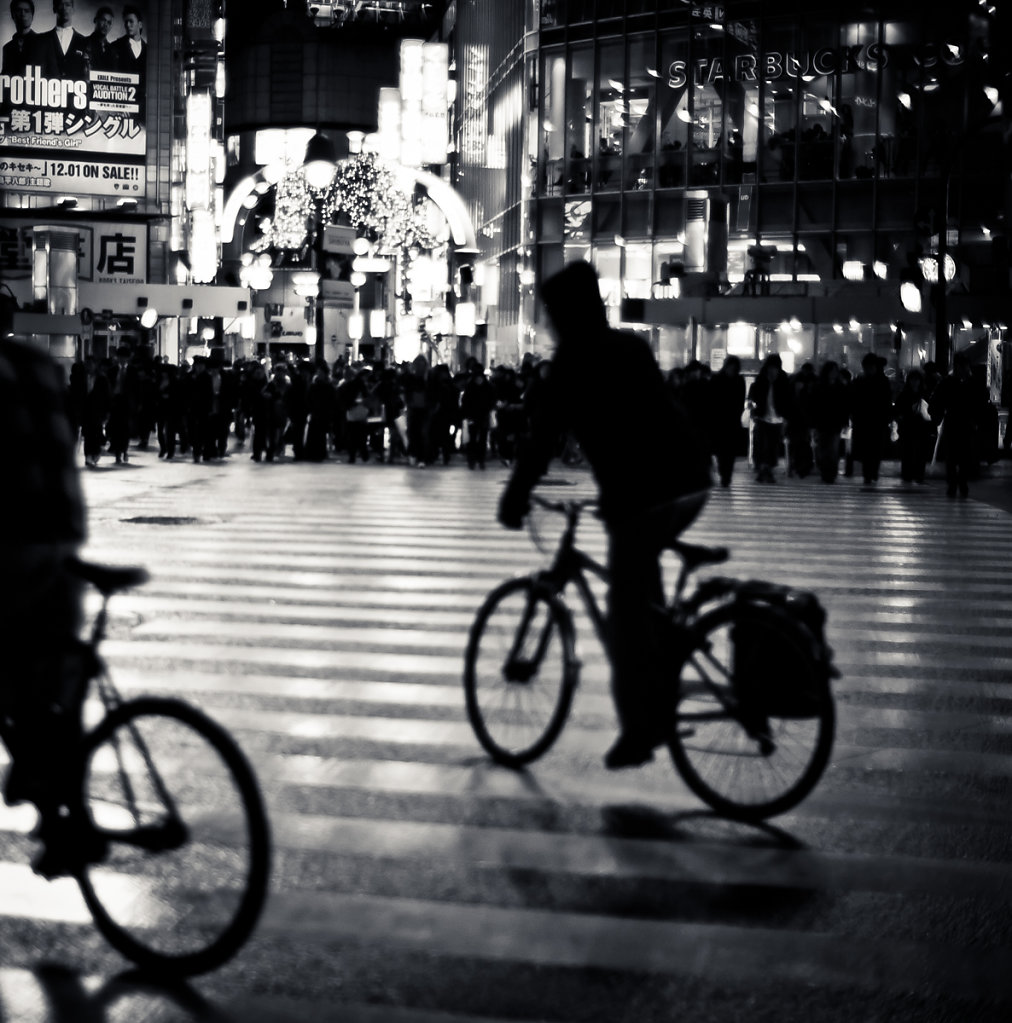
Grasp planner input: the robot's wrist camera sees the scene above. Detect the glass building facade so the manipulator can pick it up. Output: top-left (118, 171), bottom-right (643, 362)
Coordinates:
top-left (452, 1), bottom-right (1009, 394)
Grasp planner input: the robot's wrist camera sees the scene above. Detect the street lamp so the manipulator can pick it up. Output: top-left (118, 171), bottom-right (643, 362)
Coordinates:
top-left (303, 132), bottom-right (338, 362)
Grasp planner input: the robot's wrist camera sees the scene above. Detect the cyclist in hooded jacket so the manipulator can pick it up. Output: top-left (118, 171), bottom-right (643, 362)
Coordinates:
top-left (499, 261), bottom-right (712, 769)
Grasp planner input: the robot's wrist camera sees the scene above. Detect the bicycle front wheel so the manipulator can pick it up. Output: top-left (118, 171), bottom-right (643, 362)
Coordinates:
top-left (669, 603), bottom-right (835, 821)
top-left (77, 696), bottom-right (271, 976)
top-left (464, 577), bottom-right (577, 767)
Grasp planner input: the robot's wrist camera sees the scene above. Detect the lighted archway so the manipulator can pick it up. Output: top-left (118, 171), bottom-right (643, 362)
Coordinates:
top-left (221, 163), bottom-right (476, 252)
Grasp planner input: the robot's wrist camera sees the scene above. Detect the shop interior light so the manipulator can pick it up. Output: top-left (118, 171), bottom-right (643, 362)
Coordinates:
top-left (900, 281), bottom-right (922, 313)
top-left (140, 307), bottom-right (158, 329)
top-left (842, 260), bottom-right (865, 281)
top-left (350, 271), bottom-right (367, 289)
top-left (292, 271), bottom-right (320, 297)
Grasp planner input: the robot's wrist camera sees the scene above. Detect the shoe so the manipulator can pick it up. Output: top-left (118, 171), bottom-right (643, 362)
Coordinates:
top-left (30, 816), bottom-right (107, 880)
top-left (604, 733), bottom-right (657, 770)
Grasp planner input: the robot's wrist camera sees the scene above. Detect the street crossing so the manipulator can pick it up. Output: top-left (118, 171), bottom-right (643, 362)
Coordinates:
top-left (1, 456), bottom-right (1010, 1022)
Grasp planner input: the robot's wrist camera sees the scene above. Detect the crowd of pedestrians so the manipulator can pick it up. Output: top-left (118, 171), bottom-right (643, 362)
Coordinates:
top-left (63, 347), bottom-right (545, 472)
top-left (63, 343), bottom-right (998, 499)
top-left (678, 349), bottom-right (997, 498)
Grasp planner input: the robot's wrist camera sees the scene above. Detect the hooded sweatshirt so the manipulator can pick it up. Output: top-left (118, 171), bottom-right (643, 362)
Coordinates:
top-left (508, 261), bottom-right (711, 525)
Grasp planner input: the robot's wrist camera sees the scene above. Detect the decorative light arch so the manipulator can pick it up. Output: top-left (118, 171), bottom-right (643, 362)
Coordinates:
top-left (222, 164), bottom-right (476, 252)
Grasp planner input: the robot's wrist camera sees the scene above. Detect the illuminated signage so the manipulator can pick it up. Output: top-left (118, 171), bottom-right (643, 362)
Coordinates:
top-left (0, 0), bottom-right (149, 197)
top-left (665, 42), bottom-right (966, 89)
top-left (0, 219), bottom-right (147, 283)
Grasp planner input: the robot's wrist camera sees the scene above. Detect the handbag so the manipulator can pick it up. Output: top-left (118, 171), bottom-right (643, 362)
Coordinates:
top-left (347, 400), bottom-right (369, 423)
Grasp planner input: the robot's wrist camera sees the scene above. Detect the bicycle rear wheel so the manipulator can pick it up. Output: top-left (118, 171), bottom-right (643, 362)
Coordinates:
top-left (669, 603), bottom-right (835, 821)
top-left (464, 577), bottom-right (577, 767)
top-left (77, 696), bottom-right (271, 976)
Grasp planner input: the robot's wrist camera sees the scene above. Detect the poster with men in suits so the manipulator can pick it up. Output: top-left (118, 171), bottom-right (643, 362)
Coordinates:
top-left (0, 1), bottom-right (148, 197)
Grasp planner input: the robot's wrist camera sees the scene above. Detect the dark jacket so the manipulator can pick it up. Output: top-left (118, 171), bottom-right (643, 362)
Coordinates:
top-left (504, 261), bottom-right (711, 526)
top-left (35, 27), bottom-right (90, 80)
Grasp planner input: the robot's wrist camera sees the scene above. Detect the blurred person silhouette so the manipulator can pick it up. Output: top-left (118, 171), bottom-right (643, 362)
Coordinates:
top-left (304, 361), bottom-right (336, 462)
top-left (748, 353), bottom-right (792, 483)
top-left (894, 369), bottom-right (932, 485)
top-left (709, 354), bottom-right (745, 487)
top-left (460, 359), bottom-right (494, 470)
top-left (811, 360), bottom-right (850, 483)
top-left (849, 353), bottom-right (893, 486)
top-left (786, 361), bottom-right (817, 478)
top-left (498, 261), bottom-right (712, 770)
top-left (929, 351), bottom-right (988, 498)
top-left (105, 345), bottom-right (134, 463)
top-left (0, 335), bottom-right (102, 876)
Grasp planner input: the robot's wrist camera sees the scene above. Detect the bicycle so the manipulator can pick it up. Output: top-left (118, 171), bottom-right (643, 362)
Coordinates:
top-left (0, 557), bottom-right (272, 977)
top-left (463, 495), bottom-right (838, 821)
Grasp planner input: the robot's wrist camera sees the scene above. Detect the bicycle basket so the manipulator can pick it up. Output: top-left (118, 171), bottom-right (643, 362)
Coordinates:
top-left (730, 582), bottom-right (838, 718)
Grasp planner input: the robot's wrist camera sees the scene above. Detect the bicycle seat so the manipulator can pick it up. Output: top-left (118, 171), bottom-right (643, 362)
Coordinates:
top-left (68, 558), bottom-right (150, 596)
top-left (669, 540), bottom-right (730, 570)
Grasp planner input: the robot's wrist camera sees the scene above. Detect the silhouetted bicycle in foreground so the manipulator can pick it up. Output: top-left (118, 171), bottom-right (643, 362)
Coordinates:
top-left (1, 558), bottom-right (271, 976)
top-left (464, 495), bottom-right (839, 821)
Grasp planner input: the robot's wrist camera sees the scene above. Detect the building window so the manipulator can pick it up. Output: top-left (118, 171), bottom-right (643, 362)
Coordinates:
top-left (564, 45), bottom-right (594, 194)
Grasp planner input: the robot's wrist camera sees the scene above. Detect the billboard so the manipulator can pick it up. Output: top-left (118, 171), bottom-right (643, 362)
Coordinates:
top-left (0, 1), bottom-right (148, 197)
top-left (0, 218), bottom-right (148, 284)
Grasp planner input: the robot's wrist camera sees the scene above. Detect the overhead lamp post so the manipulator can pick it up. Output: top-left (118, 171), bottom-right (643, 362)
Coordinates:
top-left (302, 131), bottom-right (338, 363)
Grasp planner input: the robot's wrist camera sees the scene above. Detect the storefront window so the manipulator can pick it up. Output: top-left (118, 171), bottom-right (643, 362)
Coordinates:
top-left (796, 19), bottom-right (838, 181)
top-left (594, 244), bottom-right (622, 312)
top-left (719, 15), bottom-right (760, 186)
top-left (625, 36), bottom-right (656, 190)
top-left (565, 45), bottom-right (594, 194)
top-left (658, 28), bottom-right (690, 189)
top-left (689, 22), bottom-right (724, 187)
top-left (623, 242), bottom-right (651, 299)
top-left (541, 52), bottom-right (566, 195)
top-left (595, 42), bottom-right (624, 192)
top-left (760, 20), bottom-right (802, 184)
top-left (838, 20), bottom-right (881, 180)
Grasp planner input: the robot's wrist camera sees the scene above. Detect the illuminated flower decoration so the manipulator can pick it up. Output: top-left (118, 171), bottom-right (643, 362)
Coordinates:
top-left (251, 153), bottom-right (437, 257)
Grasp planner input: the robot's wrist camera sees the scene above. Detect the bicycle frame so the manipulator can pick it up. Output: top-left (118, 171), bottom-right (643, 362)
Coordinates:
top-left (533, 500), bottom-right (612, 658)
top-left (528, 497), bottom-right (740, 720)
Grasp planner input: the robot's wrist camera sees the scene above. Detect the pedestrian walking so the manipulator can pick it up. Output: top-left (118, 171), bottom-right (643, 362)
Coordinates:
top-left (748, 353), bottom-right (792, 483)
top-left (154, 363), bottom-right (182, 460)
top-left (709, 354), bottom-right (745, 487)
top-left (460, 360), bottom-right (494, 470)
top-left (105, 347), bottom-right (134, 464)
top-left (304, 362), bottom-right (336, 462)
top-left (786, 362), bottom-right (816, 478)
top-left (811, 360), bottom-right (849, 483)
top-left (849, 353), bottom-right (893, 486)
top-left (894, 369), bottom-right (932, 485)
top-left (928, 352), bottom-right (988, 498)
top-left (77, 357), bottom-right (110, 468)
